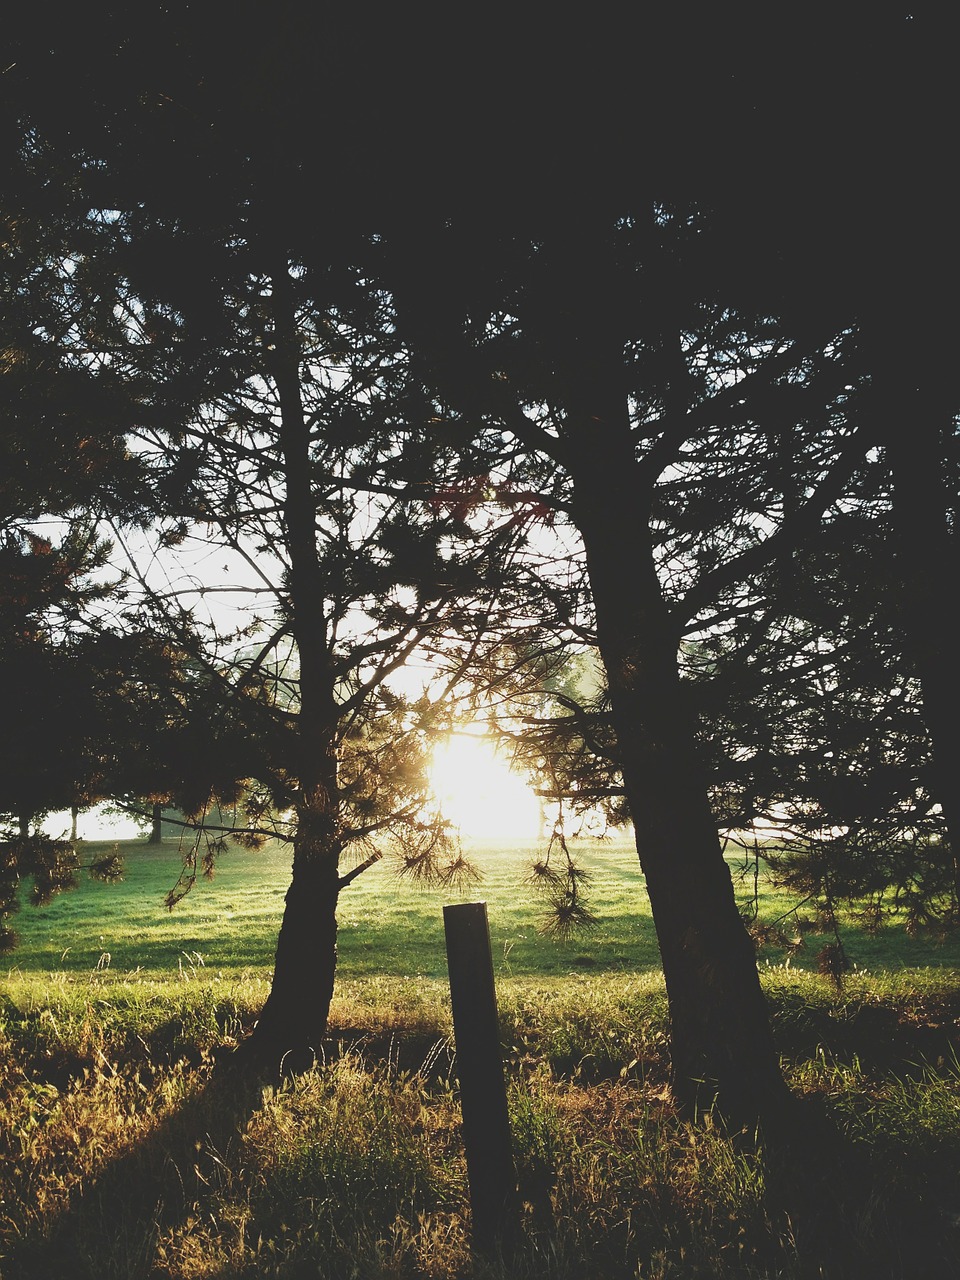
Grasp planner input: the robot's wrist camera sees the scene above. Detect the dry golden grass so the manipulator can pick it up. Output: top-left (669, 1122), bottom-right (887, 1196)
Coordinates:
top-left (3, 970), bottom-right (960, 1277)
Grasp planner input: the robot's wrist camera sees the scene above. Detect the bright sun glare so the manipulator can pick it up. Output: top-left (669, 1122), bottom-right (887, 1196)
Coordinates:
top-left (43, 730), bottom-right (544, 844)
top-left (429, 732), bottom-right (542, 840)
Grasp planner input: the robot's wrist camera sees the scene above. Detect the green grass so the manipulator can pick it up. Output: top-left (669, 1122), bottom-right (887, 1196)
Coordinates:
top-left (8, 834), bottom-right (960, 983)
top-left (3, 969), bottom-right (960, 1278)
top-left (6, 835), bottom-right (657, 979)
top-left (5, 820), bottom-right (960, 1280)
top-left (6, 833), bottom-right (960, 1276)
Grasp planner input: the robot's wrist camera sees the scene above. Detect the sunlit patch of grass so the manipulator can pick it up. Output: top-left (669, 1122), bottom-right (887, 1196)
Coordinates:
top-left (11, 837), bottom-right (960, 988)
top-left (0, 971), bottom-right (267, 1085)
top-left (498, 974), bottom-right (670, 1086)
top-left (147, 1055), bottom-right (469, 1279)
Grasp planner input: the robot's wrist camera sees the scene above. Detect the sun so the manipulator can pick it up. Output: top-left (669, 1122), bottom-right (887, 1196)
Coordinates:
top-left (429, 731), bottom-right (542, 839)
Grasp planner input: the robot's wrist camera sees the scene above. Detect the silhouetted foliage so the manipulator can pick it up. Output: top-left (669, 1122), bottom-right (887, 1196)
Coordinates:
top-left (4, 4), bottom-right (957, 1119)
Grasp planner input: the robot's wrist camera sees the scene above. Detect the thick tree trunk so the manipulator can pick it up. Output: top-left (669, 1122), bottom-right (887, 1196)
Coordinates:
top-left (572, 414), bottom-right (791, 1124)
top-left (147, 802), bottom-right (163, 845)
top-left (70, 805), bottom-right (79, 842)
top-left (245, 830), bottom-right (342, 1073)
top-left (480, 216), bottom-right (796, 1125)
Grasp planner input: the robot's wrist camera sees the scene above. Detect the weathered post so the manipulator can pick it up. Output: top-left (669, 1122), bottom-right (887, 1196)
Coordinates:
top-left (443, 901), bottom-right (517, 1253)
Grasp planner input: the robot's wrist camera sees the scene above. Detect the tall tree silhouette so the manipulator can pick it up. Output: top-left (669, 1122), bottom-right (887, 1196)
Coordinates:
top-left (381, 201), bottom-right (874, 1120)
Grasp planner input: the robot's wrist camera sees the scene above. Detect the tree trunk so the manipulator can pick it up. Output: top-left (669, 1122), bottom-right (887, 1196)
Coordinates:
top-left (572, 412), bottom-right (791, 1124)
top-left (536, 217), bottom-right (791, 1123)
top-left (244, 830), bottom-right (342, 1073)
top-left (70, 805), bottom-right (79, 842)
top-left (147, 802), bottom-right (163, 845)
top-left (241, 253), bottom-right (342, 1073)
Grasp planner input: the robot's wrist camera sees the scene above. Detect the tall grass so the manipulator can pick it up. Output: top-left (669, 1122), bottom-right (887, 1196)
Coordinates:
top-left (4, 840), bottom-right (960, 1275)
top-left (3, 971), bottom-right (960, 1277)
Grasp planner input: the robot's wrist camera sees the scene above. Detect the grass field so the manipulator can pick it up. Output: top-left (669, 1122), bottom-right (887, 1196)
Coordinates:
top-left (4, 836), bottom-right (960, 1277)
top-left (8, 834), bottom-right (960, 981)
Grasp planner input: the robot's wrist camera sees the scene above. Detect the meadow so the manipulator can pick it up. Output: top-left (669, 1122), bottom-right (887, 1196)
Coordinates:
top-left (9, 833), bottom-right (960, 980)
top-left (3, 836), bottom-right (960, 1278)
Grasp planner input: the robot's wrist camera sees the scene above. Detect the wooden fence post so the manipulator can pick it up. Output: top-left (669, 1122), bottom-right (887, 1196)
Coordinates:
top-left (443, 901), bottom-right (517, 1253)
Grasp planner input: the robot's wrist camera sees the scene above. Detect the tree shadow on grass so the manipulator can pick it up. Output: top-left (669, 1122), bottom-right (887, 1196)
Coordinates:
top-left (10, 1055), bottom-right (266, 1280)
top-left (752, 998), bottom-right (960, 1280)
top-left (755, 1099), bottom-right (959, 1280)
top-left (8, 1022), bottom-right (461, 1280)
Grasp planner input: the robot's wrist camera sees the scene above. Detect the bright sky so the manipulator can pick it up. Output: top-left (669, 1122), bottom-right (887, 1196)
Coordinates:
top-left (42, 806), bottom-right (143, 841)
